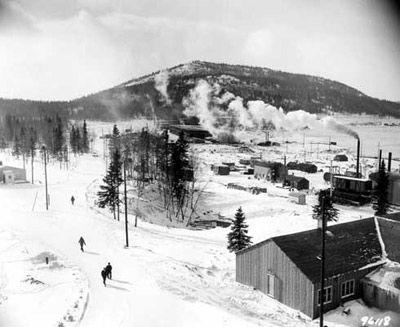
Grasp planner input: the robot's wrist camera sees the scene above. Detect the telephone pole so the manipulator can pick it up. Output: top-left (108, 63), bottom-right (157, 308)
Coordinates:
top-left (124, 160), bottom-right (129, 248)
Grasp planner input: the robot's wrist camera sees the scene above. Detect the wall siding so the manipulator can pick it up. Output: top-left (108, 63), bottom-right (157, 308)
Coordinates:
top-left (236, 240), bottom-right (314, 318)
top-left (312, 266), bottom-right (382, 319)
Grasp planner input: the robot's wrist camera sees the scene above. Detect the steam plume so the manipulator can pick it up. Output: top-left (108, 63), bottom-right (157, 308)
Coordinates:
top-left (183, 79), bottom-right (359, 142)
top-left (154, 71), bottom-right (171, 105)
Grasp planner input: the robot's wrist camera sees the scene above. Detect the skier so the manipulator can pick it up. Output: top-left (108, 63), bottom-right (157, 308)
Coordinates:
top-left (105, 262), bottom-right (112, 279)
top-left (71, 196), bottom-right (75, 205)
top-left (101, 268), bottom-right (107, 286)
top-left (78, 236), bottom-right (86, 252)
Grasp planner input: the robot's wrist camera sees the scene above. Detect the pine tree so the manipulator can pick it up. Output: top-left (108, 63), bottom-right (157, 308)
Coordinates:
top-left (373, 160), bottom-right (390, 216)
top-left (170, 131), bottom-right (189, 204)
top-left (82, 120), bottom-right (89, 153)
top-left (227, 207), bottom-right (252, 253)
top-left (109, 124), bottom-right (120, 158)
top-left (312, 189), bottom-right (339, 222)
top-left (97, 148), bottom-right (123, 219)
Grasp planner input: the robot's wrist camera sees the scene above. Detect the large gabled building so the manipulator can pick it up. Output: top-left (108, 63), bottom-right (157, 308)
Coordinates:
top-left (236, 214), bottom-right (400, 319)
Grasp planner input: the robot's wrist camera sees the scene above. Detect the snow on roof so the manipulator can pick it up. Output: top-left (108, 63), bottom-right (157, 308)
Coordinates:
top-left (363, 261), bottom-right (400, 293)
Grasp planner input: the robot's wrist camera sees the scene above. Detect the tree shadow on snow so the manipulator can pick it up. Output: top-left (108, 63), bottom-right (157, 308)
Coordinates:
top-left (112, 279), bottom-right (132, 285)
top-left (106, 284), bottom-right (129, 291)
top-left (84, 251), bottom-right (100, 255)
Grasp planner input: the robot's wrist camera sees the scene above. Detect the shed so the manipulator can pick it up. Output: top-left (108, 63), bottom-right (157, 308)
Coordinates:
top-left (333, 154), bottom-right (348, 162)
top-left (288, 192), bottom-right (306, 205)
top-left (285, 175), bottom-right (309, 190)
top-left (0, 165), bottom-right (27, 183)
top-left (253, 161), bottom-right (287, 182)
top-left (287, 162), bottom-right (318, 173)
top-left (236, 218), bottom-right (385, 319)
top-left (362, 261), bottom-right (400, 313)
top-left (3, 170), bottom-right (15, 184)
top-left (213, 165), bottom-right (230, 175)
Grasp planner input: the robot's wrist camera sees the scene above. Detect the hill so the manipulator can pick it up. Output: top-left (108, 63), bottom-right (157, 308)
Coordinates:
top-left (1, 60), bottom-right (400, 120)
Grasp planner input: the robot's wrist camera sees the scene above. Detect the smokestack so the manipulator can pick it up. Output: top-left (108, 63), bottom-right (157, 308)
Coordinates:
top-left (356, 139), bottom-right (360, 178)
top-left (388, 152), bottom-right (392, 172)
top-left (378, 149), bottom-right (382, 170)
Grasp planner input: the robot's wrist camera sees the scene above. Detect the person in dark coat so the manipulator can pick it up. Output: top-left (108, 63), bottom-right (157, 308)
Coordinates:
top-left (101, 268), bottom-right (107, 286)
top-left (78, 236), bottom-right (86, 252)
top-left (105, 262), bottom-right (112, 279)
top-left (71, 196), bottom-right (75, 205)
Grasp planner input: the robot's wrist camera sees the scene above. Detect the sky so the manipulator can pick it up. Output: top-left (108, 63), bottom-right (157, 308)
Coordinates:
top-left (1, 119), bottom-right (400, 327)
top-left (0, 0), bottom-right (399, 102)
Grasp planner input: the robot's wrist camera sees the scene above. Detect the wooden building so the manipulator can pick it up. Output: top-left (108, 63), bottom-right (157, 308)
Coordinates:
top-left (333, 154), bottom-right (348, 162)
top-left (287, 162), bottom-right (318, 173)
top-left (253, 161), bottom-right (287, 182)
top-left (168, 125), bottom-right (212, 140)
top-left (288, 192), bottom-right (306, 205)
top-left (285, 175), bottom-right (309, 190)
top-left (236, 218), bottom-right (387, 319)
top-left (212, 165), bottom-right (230, 175)
top-left (332, 175), bottom-right (373, 205)
top-left (0, 165), bottom-right (27, 184)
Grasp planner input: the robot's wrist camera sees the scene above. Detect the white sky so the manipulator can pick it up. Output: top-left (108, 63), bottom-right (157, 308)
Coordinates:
top-left (0, 0), bottom-right (399, 101)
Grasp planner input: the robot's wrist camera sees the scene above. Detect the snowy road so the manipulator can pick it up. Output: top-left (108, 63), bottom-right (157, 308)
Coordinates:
top-left (0, 154), bottom-right (311, 327)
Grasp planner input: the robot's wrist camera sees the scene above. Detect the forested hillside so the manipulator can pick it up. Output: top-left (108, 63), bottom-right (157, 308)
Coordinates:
top-left (1, 60), bottom-right (399, 122)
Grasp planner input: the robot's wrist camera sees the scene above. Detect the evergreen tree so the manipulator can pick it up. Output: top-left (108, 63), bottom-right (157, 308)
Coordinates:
top-left (170, 131), bottom-right (189, 203)
top-left (373, 160), bottom-right (390, 216)
top-left (227, 207), bottom-right (252, 253)
top-left (12, 135), bottom-right (22, 158)
top-left (312, 189), bottom-right (339, 222)
top-left (82, 120), bottom-right (89, 153)
top-left (97, 148), bottom-right (123, 219)
top-left (109, 124), bottom-right (120, 158)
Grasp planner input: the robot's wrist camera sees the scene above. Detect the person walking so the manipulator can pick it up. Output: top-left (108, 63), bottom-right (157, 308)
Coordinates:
top-left (105, 262), bottom-right (112, 279)
top-left (71, 196), bottom-right (75, 205)
top-left (78, 236), bottom-right (86, 252)
top-left (101, 268), bottom-right (107, 286)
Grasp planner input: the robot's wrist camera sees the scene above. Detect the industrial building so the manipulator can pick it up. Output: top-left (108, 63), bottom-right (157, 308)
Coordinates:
top-left (236, 214), bottom-right (400, 319)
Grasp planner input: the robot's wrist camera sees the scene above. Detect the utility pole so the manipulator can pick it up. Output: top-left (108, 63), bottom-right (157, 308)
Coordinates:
top-left (320, 198), bottom-right (326, 327)
top-left (330, 160), bottom-right (333, 197)
top-left (42, 145), bottom-right (49, 210)
top-left (31, 147), bottom-right (34, 184)
top-left (124, 160), bottom-right (129, 248)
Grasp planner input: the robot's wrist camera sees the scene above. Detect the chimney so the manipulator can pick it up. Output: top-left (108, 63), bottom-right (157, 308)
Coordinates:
top-left (388, 152), bottom-right (392, 172)
top-left (378, 149), bottom-right (382, 170)
top-left (356, 139), bottom-right (360, 177)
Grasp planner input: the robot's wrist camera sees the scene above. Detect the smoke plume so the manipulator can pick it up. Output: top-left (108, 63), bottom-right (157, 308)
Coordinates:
top-left (183, 79), bottom-right (359, 142)
top-left (154, 71), bottom-right (172, 105)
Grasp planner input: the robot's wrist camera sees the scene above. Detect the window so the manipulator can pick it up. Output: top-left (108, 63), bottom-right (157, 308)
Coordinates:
top-left (341, 280), bottom-right (355, 298)
top-left (266, 273), bottom-right (275, 297)
top-left (317, 286), bottom-right (332, 305)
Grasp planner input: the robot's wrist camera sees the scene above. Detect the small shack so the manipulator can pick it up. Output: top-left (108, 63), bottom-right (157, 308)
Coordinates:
top-left (362, 261), bottom-right (400, 313)
top-left (213, 165), bottom-right (230, 175)
top-left (253, 161), bottom-right (287, 182)
top-left (333, 154), bottom-right (348, 162)
top-left (287, 162), bottom-right (318, 173)
top-left (0, 165), bottom-right (27, 183)
top-left (285, 175), bottom-right (309, 190)
top-left (288, 192), bottom-right (306, 205)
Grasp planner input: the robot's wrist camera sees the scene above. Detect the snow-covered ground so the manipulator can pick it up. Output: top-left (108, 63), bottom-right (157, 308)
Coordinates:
top-left (0, 116), bottom-right (399, 327)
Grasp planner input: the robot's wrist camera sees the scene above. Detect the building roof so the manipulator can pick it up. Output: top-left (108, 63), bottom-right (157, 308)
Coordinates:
top-left (272, 218), bottom-right (382, 283)
top-left (286, 175), bottom-right (309, 182)
top-left (379, 212), bottom-right (400, 222)
top-left (253, 160), bottom-right (283, 168)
